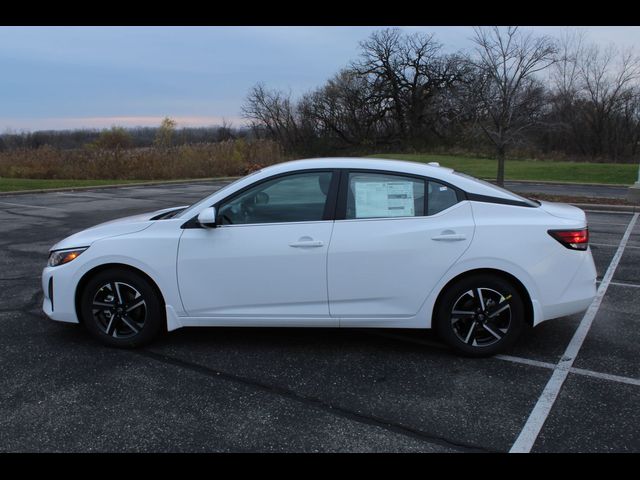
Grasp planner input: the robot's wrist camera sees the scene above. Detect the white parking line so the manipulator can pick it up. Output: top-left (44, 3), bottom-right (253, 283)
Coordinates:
top-left (590, 242), bottom-right (640, 249)
top-left (588, 222), bottom-right (633, 227)
top-left (0, 201), bottom-right (66, 211)
top-left (570, 367), bottom-right (640, 387)
top-left (608, 281), bottom-right (640, 289)
top-left (509, 212), bottom-right (639, 453)
top-left (368, 331), bottom-right (640, 389)
top-left (494, 355), bottom-right (555, 370)
top-left (54, 192), bottom-right (116, 198)
top-left (584, 209), bottom-right (636, 215)
top-left (494, 354), bottom-right (640, 386)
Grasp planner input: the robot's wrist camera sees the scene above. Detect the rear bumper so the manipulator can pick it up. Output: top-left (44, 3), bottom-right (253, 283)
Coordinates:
top-left (537, 249), bottom-right (597, 324)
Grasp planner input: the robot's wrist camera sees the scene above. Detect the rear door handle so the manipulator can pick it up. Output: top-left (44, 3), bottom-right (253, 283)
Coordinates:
top-left (289, 239), bottom-right (324, 248)
top-left (431, 233), bottom-right (466, 242)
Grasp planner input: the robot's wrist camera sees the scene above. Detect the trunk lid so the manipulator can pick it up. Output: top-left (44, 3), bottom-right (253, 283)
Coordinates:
top-left (538, 200), bottom-right (587, 224)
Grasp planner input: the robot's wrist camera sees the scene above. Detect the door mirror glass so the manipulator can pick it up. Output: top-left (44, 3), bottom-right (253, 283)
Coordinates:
top-left (197, 207), bottom-right (217, 228)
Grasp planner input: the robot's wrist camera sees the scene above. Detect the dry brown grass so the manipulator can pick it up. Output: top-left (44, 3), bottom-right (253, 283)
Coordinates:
top-left (0, 139), bottom-right (285, 180)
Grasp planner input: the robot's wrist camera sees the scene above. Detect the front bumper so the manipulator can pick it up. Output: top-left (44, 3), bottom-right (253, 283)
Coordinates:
top-left (42, 266), bottom-right (80, 324)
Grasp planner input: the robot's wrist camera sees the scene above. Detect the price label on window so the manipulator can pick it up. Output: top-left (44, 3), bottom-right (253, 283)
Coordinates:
top-left (354, 181), bottom-right (415, 218)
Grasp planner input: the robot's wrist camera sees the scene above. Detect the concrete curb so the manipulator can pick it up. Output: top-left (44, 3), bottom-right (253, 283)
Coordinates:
top-left (493, 179), bottom-right (631, 188)
top-left (0, 177), bottom-right (241, 197)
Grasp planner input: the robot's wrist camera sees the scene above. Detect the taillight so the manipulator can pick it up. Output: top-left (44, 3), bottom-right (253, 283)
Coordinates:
top-left (548, 228), bottom-right (589, 250)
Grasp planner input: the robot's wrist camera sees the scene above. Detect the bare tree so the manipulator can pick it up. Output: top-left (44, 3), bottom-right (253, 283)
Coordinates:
top-left (241, 27), bottom-right (640, 164)
top-left (470, 26), bottom-right (557, 185)
top-left (551, 29), bottom-right (585, 102)
top-left (544, 29), bottom-right (587, 155)
top-left (216, 118), bottom-right (235, 142)
top-left (352, 28), bottom-right (466, 148)
top-left (305, 68), bottom-right (393, 149)
top-left (577, 44), bottom-right (640, 159)
top-left (242, 84), bottom-right (304, 153)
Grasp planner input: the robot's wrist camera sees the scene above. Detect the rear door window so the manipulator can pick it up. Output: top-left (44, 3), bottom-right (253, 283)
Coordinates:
top-left (346, 172), bottom-right (425, 219)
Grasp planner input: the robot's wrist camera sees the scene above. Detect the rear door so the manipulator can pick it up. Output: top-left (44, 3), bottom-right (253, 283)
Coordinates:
top-left (327, 170), bottom-right (475, 323)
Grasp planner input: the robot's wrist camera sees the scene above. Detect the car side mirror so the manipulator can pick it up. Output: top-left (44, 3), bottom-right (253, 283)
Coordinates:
top-left (197, 207), bottom-right (217, 228)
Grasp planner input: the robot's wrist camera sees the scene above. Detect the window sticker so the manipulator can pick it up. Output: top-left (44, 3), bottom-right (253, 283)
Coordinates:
top-left (354, 181), bottom-right (415, 218)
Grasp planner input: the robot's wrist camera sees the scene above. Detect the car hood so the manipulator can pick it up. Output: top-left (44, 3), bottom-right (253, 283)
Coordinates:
top-left (49, 205), bottom-right (188, 251)
top-left (538, 200), bottom-right (587, 224)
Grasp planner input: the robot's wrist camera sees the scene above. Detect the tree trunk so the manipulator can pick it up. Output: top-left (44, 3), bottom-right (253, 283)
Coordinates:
top-left (496, 145), bottom-right (505, 186)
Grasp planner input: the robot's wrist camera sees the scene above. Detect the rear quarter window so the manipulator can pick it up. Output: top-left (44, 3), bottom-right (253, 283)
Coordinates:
top-left (452, 171), bottom-right (539, 207)
top-left (428, 181), bottom-right (459, 215)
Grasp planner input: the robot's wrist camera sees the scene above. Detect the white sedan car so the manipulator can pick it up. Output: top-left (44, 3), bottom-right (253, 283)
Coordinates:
top-left (42, 158), bottom-right (596, 356)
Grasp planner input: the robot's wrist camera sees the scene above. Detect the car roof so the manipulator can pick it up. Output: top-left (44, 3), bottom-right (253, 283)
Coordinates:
top-left (262, 157), bottom-right (454, 177)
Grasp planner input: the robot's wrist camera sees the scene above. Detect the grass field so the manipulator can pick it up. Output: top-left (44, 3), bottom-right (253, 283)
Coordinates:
top-left (0, 178), bottom-right (145, 192)
top-left (371, 154), bottom-right (638, 185)
top-left (1, 153), bottom-right (638, 193)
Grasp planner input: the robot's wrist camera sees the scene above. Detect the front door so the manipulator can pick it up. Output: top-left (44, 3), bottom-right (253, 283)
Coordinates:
top-left (177, 170), bottom-right (337, 324)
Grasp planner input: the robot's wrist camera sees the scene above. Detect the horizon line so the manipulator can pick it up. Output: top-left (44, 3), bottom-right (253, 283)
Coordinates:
top-left (1, 115), bottom-right (249, 133)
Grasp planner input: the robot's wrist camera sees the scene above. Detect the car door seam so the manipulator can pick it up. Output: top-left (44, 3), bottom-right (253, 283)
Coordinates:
top-left (326, 220), bottom-right (337, 324)
top-left (175, 228), bottom-right (189, 316)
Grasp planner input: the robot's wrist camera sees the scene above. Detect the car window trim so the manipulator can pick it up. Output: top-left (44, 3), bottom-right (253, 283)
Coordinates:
top-left (464, 192), bottom-right (538, 208)
top-left (335, 168), bottom-right (465, 221)
top-left (181, 168), bottom-right (340, 229)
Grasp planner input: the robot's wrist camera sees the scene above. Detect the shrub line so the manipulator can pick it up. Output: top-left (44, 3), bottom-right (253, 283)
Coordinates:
top-left (0, 177), bottom-right (241, 197)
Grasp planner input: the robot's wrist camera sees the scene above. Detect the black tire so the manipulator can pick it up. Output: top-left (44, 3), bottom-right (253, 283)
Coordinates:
top-left (434, 274), bottom-right (525, 357)
top-left (79, 268), bottom-right (164, 348)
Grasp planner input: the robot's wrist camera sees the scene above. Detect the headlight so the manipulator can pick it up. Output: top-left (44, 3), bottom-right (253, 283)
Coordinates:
top-left (47, 248), bottom-right (88, 267)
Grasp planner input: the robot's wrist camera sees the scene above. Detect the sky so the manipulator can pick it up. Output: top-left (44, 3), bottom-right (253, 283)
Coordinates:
top-left (1, 26), bottom-right (640, 132)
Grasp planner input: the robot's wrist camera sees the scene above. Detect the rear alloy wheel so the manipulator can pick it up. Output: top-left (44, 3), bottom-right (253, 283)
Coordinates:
top-left (435, 275), bottom-right (525, 357)
top-left (80, 268), bottom-right (164, 348)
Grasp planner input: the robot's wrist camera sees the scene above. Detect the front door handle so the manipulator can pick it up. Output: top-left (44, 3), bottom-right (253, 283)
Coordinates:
top-left (431, 233), bottom-right (467, 242)
top-left (289, 237), bottom-right (324, 248)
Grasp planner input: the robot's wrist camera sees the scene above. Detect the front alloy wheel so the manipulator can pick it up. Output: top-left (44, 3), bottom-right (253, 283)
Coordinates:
top-left (92, 281), bottom-right (148, 338)
top-left (80, 268), bottom-right (164, 348)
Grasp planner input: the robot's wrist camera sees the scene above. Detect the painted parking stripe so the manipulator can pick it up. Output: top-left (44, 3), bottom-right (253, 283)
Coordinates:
top-left (570, 368), bottom-right (640, 387)
top-left (607, 281), bottom-right (640, 289)
top-left (597, 279), bottom-right (640, 288)
top-left (591, 242), bottom-right (640, 250)
top-left (583, 210), bottom-right (636, 215)
top-left (0, 201), bottom-right (66, 211)
top-left (509, 212), bottom-right (639, 453)
top-left (369, 332), bottom-right (640, 388)
top-left (494, 355), bottom-right (640, 387)
top-left (494, 355), bottom-right (555, 370)
top-left (372, 331), bottom-right (640, 391)
top-left (588, 222), bottom-right (634, 227)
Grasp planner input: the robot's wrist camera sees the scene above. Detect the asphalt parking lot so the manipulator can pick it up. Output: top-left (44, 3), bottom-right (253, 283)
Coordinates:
top-left (0, 181), bottom-right (638, 452)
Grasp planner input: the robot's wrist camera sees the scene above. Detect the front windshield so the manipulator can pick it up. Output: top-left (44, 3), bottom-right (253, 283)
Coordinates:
top-left (179, 169), bottom-right (263, 218)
